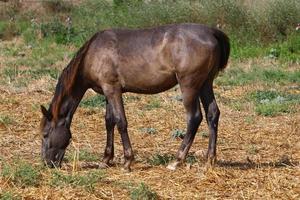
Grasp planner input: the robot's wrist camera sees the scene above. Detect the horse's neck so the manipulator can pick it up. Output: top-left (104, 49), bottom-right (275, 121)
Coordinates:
top-left (50, 79), bottom-right (87, 126)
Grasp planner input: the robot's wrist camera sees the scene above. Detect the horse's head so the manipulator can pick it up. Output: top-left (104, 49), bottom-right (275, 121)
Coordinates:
top-left (40, 105), bottom-right (71, 168)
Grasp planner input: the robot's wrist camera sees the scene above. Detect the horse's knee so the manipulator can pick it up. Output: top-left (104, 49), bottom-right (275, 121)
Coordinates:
top-left (189, 110), bottom-right (203, 127)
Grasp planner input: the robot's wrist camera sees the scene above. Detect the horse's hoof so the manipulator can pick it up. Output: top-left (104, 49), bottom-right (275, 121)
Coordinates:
top-left (166, 161), bottom-right (180, 171)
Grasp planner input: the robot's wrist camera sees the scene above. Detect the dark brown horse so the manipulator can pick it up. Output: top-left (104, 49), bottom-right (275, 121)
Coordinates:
top-left (40, 23), bottom-right (230, 171)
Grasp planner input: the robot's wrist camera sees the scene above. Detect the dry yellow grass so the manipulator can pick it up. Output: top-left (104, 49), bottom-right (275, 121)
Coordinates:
top-left (0, 82), bottom-right (299, 199)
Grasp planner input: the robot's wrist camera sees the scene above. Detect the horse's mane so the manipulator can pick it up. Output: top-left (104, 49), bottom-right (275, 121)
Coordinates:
top-left (50, 33), bottom-right (99, 122)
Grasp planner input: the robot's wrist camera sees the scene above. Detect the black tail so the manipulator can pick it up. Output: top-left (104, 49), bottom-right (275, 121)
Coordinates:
top-left (213, 29), bottom-right (230, 71)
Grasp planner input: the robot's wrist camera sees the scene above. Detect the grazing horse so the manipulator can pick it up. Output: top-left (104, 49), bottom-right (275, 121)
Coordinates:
top-left (40, 23), bottom-right (230, 171)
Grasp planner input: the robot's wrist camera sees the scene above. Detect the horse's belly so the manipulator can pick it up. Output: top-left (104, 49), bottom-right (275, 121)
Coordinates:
top-left (119, 68), bottom-right (177, 94)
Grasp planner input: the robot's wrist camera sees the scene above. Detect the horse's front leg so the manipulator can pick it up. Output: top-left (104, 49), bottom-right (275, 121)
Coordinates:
top-left (103, 86), bottom-right (134, 171)
top-left (103, 99), bottom-right (115, 165)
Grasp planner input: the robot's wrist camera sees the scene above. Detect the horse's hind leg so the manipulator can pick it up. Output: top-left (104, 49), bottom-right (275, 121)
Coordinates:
top-left (167, 88), bottom-right (203, 170)
top-left (200, 81), bottom-right (220, 166)
top-left (103, 99), bottom-right (115, 165)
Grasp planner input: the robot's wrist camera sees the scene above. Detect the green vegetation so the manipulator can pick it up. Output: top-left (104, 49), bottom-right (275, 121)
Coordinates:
top-left (171, 129), bottom-right (185, 139)
top-left (147, 153), bottom-right (175, 166)
top-left (247, 144), bottom-right (259, 155)
top-left (200, 131), bottom-right (209, 138)
top-left (0, 115), bottom-right (14, 126)
top-left (78, 149), bottom-right (99, 162)
top-left (140, 127), bottom-right (157, 135)
top-left (1, 0), bottom-right (299, 60)
top-left (130, 182), bottom-right (158, 200)
top-left (1, 161), bottom-right (41, 187)
top-left (216, 64), bottom-right (300, 86)
top-left (0, 191), bottom-right (21, 200)
top-left (65, 149), bottom-right (99, 162)
top-left (144, 99), bottom-right (161, 110)
top-left (249, 90), bottom-right (299, 116)
top-left (220, 89), bottom-right (299, 116)
top-left (80, 95), bottom-right (106, 108)
top-left (50, 170), bottom-right (105, 191)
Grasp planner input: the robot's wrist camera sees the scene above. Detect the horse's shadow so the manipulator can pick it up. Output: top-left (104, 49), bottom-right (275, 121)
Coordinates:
top-left (216, 157), bottom-right (298, 170)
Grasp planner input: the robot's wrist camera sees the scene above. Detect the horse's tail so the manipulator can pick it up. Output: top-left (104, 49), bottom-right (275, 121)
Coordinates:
top-left (213, 29), bottom-right (230, 71)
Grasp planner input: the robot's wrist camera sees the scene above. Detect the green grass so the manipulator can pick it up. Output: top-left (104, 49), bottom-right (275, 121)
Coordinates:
top-left (1, 160), bottom-right (41, 187)
top-left (130, 182), bottom-right (158, 200)
top-left (0, 115), bottom-right (14, 126)
top-left (216, 64), bottom-right (300, 86)
top-left (249, 90), bottom-right (300, 116)
top-left (0, 191), bottom-right (21, 200)
top-left (50, 170), bottom-right (105, 191)
top-left (144, 99), bottom-right (161, 110)
top-left (65, 149), bottom-right (99, 162)
top-left (220, 89), bottom-right (299, 117)
top-left (80, 95), bottom-right (106, 108)
top-left (2, 0), bottom-right (299, 60)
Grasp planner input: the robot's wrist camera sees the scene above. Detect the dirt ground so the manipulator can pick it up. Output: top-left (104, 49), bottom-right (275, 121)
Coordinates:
top-left (0, 82), bottom-right (299, 199)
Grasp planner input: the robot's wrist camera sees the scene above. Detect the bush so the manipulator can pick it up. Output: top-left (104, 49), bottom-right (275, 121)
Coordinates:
top-left (40, 18), bottom-right (75, 44)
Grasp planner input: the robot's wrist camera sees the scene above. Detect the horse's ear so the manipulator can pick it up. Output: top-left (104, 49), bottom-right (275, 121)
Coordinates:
top-left (40, 105), bottom-right (52, 121)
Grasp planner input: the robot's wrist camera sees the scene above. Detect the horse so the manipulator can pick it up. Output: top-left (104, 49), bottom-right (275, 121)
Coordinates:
top-left (40, 23), bottom-right (230, 171)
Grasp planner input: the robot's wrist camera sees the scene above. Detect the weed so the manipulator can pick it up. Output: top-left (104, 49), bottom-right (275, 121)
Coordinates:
top-left (140, 127), bottom-right (157, 135)
top-left (247, 145), bottom-right (259, 155)
top-left (0, 115), bottom-right (14, 126)
top-left (147, 153), bottom-right (174, 166)
top-left (249, 90), bottom-right (300, 116)
top-left (216, 65), bottom-right (300, 86)
top-left (40, 18), bottom-right (75, 44)
top-left (1, 161), bottom-right (41, 187)
top-left (171, 129), bottom-right (185, 139)
top-left (50, 170), bottom-right (105, 191)
top-left (200, 131), bottom-right (209, 138)
top-left (130, 182), bottom-right (158, 200)
top-left (78, 149), bottom-right (99, 162)
top-left (80, 95), bottom-right (106, 108)
top-left (186, 155), bottom-right (198, 164)
top-left (244, 116), bottom-right (255, 124)
top-left (64, 149), bottom-right (99, 162)
top-left (145, 99), bottom-right (161, 110)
